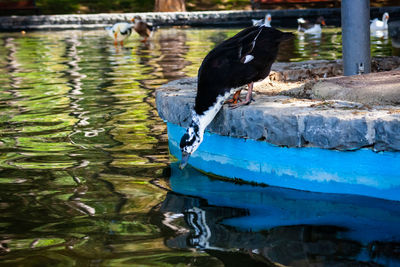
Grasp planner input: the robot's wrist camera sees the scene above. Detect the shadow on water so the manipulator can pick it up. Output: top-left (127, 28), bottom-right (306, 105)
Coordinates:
top-left (0, 27), bottom-right (398, 266)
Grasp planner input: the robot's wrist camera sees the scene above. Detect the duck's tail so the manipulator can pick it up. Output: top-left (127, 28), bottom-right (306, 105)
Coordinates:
top-left (297, 18), bottom-right (306, 24)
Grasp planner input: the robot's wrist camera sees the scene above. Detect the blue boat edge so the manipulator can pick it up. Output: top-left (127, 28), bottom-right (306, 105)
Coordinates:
top-left (167, 122), bottom-right (400, 202)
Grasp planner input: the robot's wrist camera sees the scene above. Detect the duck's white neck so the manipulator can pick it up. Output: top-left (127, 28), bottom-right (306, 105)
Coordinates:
top-left (193, 92), bottom-right (229, 136)
top-left (181, 90), bottom-right (234, 156)
top-left (382, 15), bottom-right (389, 25)
top-left (187, 91), bottom-right (231, 154)
top-left (264, 14), bottom-right (271, 27)
top-left (263, 20), bottom-right (271, 27)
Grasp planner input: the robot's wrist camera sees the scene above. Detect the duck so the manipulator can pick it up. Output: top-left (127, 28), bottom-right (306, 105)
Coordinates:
top-left (370, 12), bottom-right (389, 32)
top-left (252, 13), bottom-right (272, 27)
top-left (297, 16), bottom-right (326, 34)
top-left (105, 22), bottom-right (134, 46)
top-left (179, 24), bottom-right (293, 169)
top-left (132, 16), bottom-right (156, 42)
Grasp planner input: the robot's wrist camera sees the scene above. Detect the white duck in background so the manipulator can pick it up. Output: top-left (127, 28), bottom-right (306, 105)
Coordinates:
top-left (297, 16), bottom-right (326, 34)
top-left (106, 22), bottom-right (134, 46)
top-left (370, 12), bottom-right (389, 32)
top-left (252, 13), bottom-right (272, 27)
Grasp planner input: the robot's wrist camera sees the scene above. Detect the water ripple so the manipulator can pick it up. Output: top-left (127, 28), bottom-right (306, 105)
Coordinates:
top-left (0, 27), bottom-right (396, 265)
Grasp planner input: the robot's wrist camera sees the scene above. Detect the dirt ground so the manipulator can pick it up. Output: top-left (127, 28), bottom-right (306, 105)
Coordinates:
top-left (252, 56), bottom-right (400, 107)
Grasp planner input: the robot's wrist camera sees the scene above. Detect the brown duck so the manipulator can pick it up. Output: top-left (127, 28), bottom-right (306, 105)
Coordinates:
top-left (131, 16), bottom-right (156, 42)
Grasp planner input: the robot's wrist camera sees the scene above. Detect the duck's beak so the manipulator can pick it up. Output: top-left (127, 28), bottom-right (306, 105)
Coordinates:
top-left (179, 151), bottom-right (191, 169)
top-left (131, 18), bottom-right (135, 23)
top-left (321, 20), bottom-right (326, 26)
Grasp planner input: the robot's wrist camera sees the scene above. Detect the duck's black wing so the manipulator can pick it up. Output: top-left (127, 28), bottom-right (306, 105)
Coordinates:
top-left (194, 26), bottom-right (292, 115)
top-left (120, 27), bottom-right (132, 36)
top-left (217, 26), bottom-right (259, 46)
top-left (194, 26), bottom-right (262, 114)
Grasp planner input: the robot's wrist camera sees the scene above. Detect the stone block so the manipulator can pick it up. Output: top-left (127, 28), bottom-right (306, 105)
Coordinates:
top-left (301, 115), bottom-right (369, 150)
top-left (374, 119), bottom-right (400, 151)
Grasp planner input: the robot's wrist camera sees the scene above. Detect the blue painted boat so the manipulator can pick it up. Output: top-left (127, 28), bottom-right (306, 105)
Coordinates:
top-left (167, 122), bottom-right (400, 202)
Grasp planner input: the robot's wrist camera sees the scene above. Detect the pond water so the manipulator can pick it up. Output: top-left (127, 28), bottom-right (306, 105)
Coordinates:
top-left (0, 27), bottom-right (399, 266)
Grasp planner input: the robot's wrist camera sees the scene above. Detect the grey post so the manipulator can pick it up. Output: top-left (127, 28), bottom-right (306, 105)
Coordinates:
top-left (342, 0), bottom-right (371, 76)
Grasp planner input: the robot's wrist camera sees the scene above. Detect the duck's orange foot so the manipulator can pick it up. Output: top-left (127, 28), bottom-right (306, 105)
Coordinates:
top-left (229, 98), bottom-right (254, 109)
top-left (229, 82), bottom-right (254, 109)
top-left (224, 90), bottom-right (242, 105)
top-left (224, 97), bottom-right (242, 105)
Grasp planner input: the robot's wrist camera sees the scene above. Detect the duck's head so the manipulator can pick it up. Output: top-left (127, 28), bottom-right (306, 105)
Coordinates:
top-left (266, 13), bottom-right (272, 22)
top-left (316, 16), bottom-right (326, 26)
top-left (383, 12), bottom-right (389, 22)
top-left (179, 121), bottom-right (202, 169)
top-left (131, 16), bottom-right (142, 23)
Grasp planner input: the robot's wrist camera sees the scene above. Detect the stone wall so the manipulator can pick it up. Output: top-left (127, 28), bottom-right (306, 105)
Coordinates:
top-left (156, 72), bottom-right (400, 152)
top-left (1, 7), bottom-right (400, 31)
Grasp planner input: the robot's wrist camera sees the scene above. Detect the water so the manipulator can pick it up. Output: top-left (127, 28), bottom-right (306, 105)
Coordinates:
top-left (0, 27), bottom-right (398, 266)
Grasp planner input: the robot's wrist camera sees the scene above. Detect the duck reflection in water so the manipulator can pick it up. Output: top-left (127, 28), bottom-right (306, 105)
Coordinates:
top-left (150, 164), bottom-right (400, 266)
top-left (154, 191), bottom-right (379, 266)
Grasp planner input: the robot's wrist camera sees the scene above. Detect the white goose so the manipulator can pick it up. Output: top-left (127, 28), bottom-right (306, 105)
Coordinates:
top-left (370, 12), bottom-right (389, 32)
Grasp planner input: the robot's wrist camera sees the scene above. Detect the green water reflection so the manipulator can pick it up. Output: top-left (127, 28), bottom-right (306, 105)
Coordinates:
top-left (0, 27), bottom-right (396, 266)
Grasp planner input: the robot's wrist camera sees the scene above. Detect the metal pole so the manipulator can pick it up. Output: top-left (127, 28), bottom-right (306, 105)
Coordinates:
top-left (342, 0), bottom-right (370, 76)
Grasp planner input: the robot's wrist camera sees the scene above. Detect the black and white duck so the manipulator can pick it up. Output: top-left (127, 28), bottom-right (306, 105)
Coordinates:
top-left (179, 24), bottom-right (293, 168)
top-left (106, 22), bottom-right (134, 46)
top-left (297, 16), bottom-right (326, 34)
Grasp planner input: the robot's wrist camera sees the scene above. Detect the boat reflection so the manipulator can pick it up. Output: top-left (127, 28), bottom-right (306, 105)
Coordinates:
top-left (154, 163), bottom-right (400, 266)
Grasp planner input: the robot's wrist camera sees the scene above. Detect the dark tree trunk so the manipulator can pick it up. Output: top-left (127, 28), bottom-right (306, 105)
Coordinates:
top-left (154, 0), bottom-right (186, 12)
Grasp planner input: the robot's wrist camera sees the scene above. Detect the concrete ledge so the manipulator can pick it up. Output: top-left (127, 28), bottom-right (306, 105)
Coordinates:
top-left (156, 71), bottom-right (400, 152)
top-left (306, 70), bottom-right (400, 105)
top-left (270, 56), bottom-right (400, 81)
top-left (1, 7), bottom-right (400, 31)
